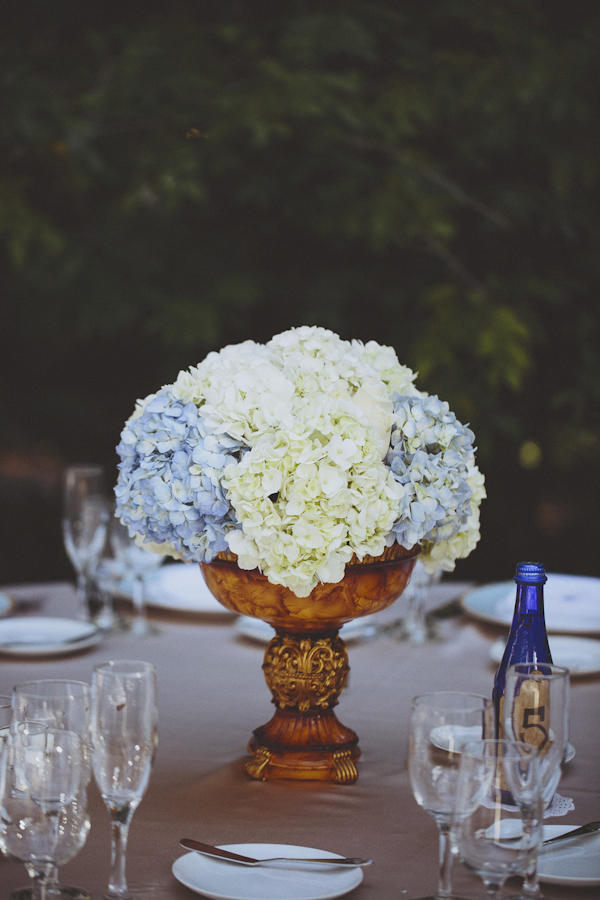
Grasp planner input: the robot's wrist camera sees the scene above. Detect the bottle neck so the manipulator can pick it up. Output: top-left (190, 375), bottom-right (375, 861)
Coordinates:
top-left (514, 582), bottom-right (545, 616)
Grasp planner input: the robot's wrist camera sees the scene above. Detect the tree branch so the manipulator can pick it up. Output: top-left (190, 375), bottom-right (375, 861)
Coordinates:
top-left (343, 134), bottom-right (510, 229)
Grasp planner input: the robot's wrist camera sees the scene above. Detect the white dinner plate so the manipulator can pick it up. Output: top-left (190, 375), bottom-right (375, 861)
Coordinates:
top-left (538, 825), bottom-right (600, 886)
top-left (0, 617), bottom-right (102, 657)
top-left (235, 615), bottom-right (377, 644)
top-left (461, 574), bottom-right (600, 633)
top-left (489, 634), bottom-right (600, 676)
top-left (119, 562), bottom-right (232, 616)
top-left (429, 725), bottom-right (575, 762)
top-left (172, 844), bottom-right (364, 900)
top-left (0, 591), bottom-right (14, 618)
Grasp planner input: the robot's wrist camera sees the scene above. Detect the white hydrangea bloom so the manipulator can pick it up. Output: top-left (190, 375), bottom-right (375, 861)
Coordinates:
top-left (223, 413), bottom-right (402, 596)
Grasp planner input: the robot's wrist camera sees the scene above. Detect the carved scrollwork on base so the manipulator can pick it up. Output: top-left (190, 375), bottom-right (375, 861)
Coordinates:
top-left (245, 745), bottom-right (272, 780)
top-left (332, 750), bottom-right (359, 784)
top-left (262, 633), bottom-right (349, 712)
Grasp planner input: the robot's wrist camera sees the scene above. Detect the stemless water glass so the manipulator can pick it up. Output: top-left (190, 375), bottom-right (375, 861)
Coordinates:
top-left (63, 465), bottom-right (110, 621)
top-left (2, 727), bottom-right (87, 900)
top-left (451, 739), bottom-right (543, 900)
top-left (503, 663), bottom-right (570, 898)
top-left (91, 660), bottom-right (158, 900)
top-left (408, 692), bottom-right (494, 900)
top-left (11, 681), bottom-right (92, 900)
top-left (109, 516), bottom-right (164, 636)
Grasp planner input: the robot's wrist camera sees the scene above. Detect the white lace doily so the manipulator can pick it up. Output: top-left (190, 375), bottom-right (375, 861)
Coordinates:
top-left (543, 792), bottom-right (574, 817)
top-left (483, 791), bottom-right (574, 817)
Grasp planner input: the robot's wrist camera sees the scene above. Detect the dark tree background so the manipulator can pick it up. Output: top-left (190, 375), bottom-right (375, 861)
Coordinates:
top-left (1, 0), bottom-right (599, 585)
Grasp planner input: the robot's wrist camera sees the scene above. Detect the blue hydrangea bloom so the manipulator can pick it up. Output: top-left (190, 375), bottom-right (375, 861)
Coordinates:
top-left (386, 394), bottom-right (475, 549)
top-left (115, 391), bottom-right (244, 562)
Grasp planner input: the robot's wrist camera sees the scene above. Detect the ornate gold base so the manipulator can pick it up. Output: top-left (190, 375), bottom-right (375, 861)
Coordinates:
top-left (200, 543), bottom-right (419, 782)
top-left (246, 738), bottom-right (360, 784)
top-left (244, 631), bottom-right (360, 783)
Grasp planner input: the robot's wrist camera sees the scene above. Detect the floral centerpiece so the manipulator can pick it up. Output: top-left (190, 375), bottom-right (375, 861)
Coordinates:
top-left (115, 326), bottom-right (485, 783)
top-left (115, 326), bottom-right (485, 597)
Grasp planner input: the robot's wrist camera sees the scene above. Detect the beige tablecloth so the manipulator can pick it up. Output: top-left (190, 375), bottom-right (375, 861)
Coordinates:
top-left (0, 579), bottom-right (598, 899)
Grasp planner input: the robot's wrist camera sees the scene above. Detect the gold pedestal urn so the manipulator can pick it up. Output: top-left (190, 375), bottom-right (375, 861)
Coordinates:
top-left (201, 542), bottom-right (419, 784)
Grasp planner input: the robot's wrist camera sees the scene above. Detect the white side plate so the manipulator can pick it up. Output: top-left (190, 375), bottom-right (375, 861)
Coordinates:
top-left (172, 844), bottom-right (364, 900)
top-left (462, 574), bottom-right (600, 633)
top-left (489, 634), bottom-right (600, 676)
top-left (430, 724), bottom-right (575, 762)
top-left (539, 825), bottom-right (600, 885)
top-left (0, 616), bottom-right (102, 657)
top-left (119, 562), bottom-right (232, 615)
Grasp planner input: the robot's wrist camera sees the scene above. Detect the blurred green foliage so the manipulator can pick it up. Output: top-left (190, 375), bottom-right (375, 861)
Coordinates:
top-left (1, 0), bottom-right (599, 583)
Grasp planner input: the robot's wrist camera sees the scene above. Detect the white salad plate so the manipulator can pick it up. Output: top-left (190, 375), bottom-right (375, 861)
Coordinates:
top-left (119, 562), bottom-right (232, 616)
top-left (538, 825), bottom-right (600, 886)
top-left (0, 591), bottom-right (14, 618)
top-left (429, 725), bottom-right (575, 762)
top-left (461, 574), bottom-right (600, 634)
top-left (235, 615), bottom-right (377, 644)
top-left (0, 616), bottom-right (102, 657)
top-left (489, 634), bottom-right (600, 676)
top-left (172, 844), bottom-right (364, 900)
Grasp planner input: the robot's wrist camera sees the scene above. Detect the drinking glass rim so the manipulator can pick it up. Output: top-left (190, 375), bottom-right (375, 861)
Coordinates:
top-left (64, 464), bottom-right (105, 476)
top-left (94, 659), bottom-right (156, 678)
top-left (412, 691), bottom-right (493, 711)
top-left (507, 663), bottom-right (570, 679)
top-left (13, 679), bottom-right (91, 697)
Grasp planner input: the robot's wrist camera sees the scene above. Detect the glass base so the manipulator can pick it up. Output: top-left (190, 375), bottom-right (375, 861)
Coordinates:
top-left (411, 896), bottom-right (471, 900)
top-left (10, 886), bottom-right (92, 900)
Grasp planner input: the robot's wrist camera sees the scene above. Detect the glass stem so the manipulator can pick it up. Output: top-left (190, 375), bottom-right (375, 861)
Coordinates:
top-left (75, 572), bottom-right (89, 621)
top-left (406, 584), bottom-right (428, 644)
top-left (106, 801), bottom-right (135, 899)
top-left (131, 574), bottom-right (148, 636)
top-left (521, 857), bottom-right (542, 897)
top-left (484, 882), bottom-right (502, 900)
top-left (436, 821), bottom-right (454, 899)
top-left (31, 866), bottom-right (53, 900)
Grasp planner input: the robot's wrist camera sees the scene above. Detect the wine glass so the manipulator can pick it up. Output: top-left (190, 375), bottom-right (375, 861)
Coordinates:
top-left (408, 692), bottom-right (493, 900)
top-left (451, 739), bottom-right (543, 900)
top-left (109, 514), bottom-right (164, 636)
top-left (11, 681), bottom-right (92, 900)
top-left (2, 726), bottom-right (87, 900)
top-left (397, 561), bottom-right (443, 644)
top-left (91, 660), bottom-right (158, 900)
top-left (62, 465), bottom-right (110, 621)
top-left (503, 663), bottom-right (570, 898)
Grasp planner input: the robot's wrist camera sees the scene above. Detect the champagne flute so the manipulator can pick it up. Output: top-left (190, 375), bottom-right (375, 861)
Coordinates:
top-left (62, 465), bottom-right (110, 621)
top-left (109, 515), bottom-right (164, 636)
top-left (11, 681), bottom-right (92, 900)
top-left (91, 660), bottom-right (158, 900)
top-left (2, 727), bottom-right (86, 900)
top-left (408, 692), bottom-right (493, 900)
top-left (451, 739), bottom-right (543, 900)
top-left (503, 663), bottom-right (570, 898)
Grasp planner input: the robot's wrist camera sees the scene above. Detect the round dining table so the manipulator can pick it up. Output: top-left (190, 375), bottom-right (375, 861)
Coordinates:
top-left (0, 575), bottom-right (598, 900)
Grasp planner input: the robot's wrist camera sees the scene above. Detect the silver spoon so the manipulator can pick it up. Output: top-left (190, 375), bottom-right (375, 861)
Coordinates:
top-left (180, 839), bottom-right (373, 867)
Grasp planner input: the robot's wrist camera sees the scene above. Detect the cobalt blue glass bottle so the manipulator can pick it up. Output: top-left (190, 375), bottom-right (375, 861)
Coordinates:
top-left (492, 561), bottom-right (553, 736)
